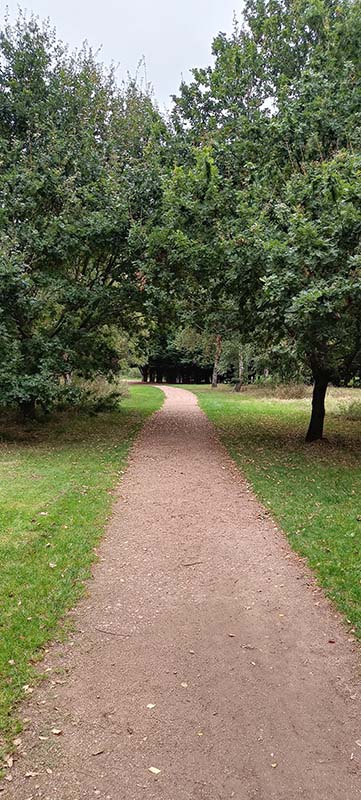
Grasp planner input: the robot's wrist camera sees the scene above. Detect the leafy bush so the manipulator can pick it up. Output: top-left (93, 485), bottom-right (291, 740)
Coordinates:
top-left (58, 378), bottom-right (129, 414)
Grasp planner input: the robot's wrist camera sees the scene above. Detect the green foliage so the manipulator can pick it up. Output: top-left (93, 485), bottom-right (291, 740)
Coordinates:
top-left (257, 151), bottom-right (361, 383)
top-left (2, 0), bottom-right (361, 432)
top-left (0, 13), bottom-right (167, 412)
top-left (168, 0), bottom-right (361, 432)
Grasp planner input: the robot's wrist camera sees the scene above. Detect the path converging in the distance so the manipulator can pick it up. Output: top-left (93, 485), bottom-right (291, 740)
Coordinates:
top-left (3, 386), bottom-right (361, 799)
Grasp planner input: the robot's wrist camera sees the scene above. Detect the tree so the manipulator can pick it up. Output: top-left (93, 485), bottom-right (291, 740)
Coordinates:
top-left (170, 0), bottom-right (361, 438)
top-left (0, 13), bottom-right (165, 414)
top-left (254, 152), bottom-right (361, 439)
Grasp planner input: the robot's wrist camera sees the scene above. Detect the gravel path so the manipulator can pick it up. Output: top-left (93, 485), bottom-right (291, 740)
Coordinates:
top-left (2, 385), bottom-right (361, 800)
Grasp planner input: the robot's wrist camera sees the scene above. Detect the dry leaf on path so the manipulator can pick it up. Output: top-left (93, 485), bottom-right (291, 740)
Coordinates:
top-left (149, 767), bottom-right (161, 775)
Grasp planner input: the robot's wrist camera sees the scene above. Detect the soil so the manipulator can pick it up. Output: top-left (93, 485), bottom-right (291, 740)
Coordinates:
top-left (2, 386), bottom-right (361, 800)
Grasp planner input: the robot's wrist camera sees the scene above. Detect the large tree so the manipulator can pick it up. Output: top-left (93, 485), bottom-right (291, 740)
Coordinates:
top-left (0, 13), bottom-right (165, 414)
top-left (170, 0), bottom-right (361, 438)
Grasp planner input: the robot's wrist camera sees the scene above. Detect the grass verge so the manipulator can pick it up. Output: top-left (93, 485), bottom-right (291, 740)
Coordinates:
top-left (0, 384), bottom-right (163, 758)
top-left (186, 385), bottom-right (361, 639)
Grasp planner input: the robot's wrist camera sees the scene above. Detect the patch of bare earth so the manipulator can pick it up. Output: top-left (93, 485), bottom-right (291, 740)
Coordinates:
top-left (2, 386), bottom-right (361, 799)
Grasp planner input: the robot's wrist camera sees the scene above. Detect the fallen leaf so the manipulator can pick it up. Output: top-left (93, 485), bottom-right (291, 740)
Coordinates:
top-left (356, 740), bottom-right (361, 747)
top-left (180, 682), bottom-right (188, 688)
top-left (5, 755), bottom-right (13, 768)
top-left (92, 749), bottom-right (104, 757)
top-left (271, 763), bottom-right (278, 768)
top-left (46, 767), bottom-right (53, 775)
top-left (25, 771), bottom-right (39, 778)
top-left (149, 767), bottom-right (161, 775)
top-left (13, 737), bottom-right (22, 747)
top-left (228, 633), bottom-right (236, 638)
top-left (51, 728), bottom-right (63, 736)
top-left (146, 703), bottom-right (156, 709)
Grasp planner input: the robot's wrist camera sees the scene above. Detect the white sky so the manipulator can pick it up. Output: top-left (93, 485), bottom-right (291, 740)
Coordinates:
top-left (1, 0), bottom-right (242, 109)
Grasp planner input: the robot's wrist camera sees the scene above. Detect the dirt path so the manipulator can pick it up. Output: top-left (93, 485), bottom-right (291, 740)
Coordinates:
top-left (3, 386), bottom-right (361, 800)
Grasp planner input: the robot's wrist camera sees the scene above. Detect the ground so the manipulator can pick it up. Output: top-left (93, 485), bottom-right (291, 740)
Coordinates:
top-left (1, 386), bottom-right (360, 799)
top-left (190, 383), bottom-right (361, 637)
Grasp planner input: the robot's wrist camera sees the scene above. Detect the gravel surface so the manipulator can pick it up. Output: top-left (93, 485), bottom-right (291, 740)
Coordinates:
top-left (2, 385), bottom-right (361, 800)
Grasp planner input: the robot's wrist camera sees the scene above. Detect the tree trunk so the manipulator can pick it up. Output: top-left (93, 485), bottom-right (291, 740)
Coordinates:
top-left (140, 365), bottom-right (149, 383)
top-left (306, 375), bottom-right (328, 442)
top-left (234, 349), bottom-right (244, 392)
top-left (211, 335), bottom-right (222, 389)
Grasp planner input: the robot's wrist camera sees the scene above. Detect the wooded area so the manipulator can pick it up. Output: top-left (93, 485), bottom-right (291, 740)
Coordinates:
top-left (1, 0), bottom-right (361, 440)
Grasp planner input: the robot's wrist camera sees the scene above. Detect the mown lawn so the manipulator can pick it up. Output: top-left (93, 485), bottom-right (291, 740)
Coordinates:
top-left (0, 384), bottom-right (163, 757)
top-left (187, 385), bottom-right (361, 639)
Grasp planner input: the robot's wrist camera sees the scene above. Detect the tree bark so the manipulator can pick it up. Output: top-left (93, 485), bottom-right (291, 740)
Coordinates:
top-left (234, 349), bottom-right (244, 392)
top-left (306, 374), bottom-right (329, 442)
top-left (211, 335), bottom-right (222, 389)
top-left (140, 365), bottom-right (149, 383)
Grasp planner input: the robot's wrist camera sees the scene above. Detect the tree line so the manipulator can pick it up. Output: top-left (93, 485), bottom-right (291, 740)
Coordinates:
top-left (1, 1), bottom-right (361, 439)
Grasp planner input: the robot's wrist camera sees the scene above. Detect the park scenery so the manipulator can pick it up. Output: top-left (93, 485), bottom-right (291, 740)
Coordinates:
top-left (0, 2), bottom-right (361, 798)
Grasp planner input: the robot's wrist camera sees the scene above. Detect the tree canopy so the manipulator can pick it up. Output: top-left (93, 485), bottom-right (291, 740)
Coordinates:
top-left (0, 13), bottom-right (166, 413)
top-left (1, 2), bottom-right (361, 438)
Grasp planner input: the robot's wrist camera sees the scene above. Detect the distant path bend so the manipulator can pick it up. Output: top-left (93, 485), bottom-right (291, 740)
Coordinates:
top-left (4, 385), bottom-right (361, 800)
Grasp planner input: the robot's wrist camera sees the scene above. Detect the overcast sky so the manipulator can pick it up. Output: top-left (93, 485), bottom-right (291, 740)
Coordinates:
top-left (1, 0), bottom-right (242, 108)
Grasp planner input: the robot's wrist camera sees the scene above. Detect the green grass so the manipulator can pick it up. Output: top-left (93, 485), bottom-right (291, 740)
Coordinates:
top-left (185, 385), bottom-right (361, 638)
top-left (0, 384), bottom-right (163, 757)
